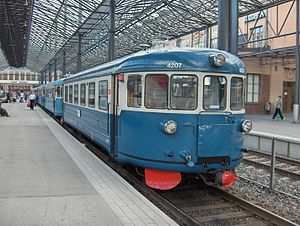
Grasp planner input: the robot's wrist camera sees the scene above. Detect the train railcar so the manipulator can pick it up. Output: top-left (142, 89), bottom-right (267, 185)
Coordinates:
top-left (62, 48), bottom-right (252, 190)
top-left (36, 85), bottom-right (46, 108)
top-left (44, 79), bottom-right (64, 117)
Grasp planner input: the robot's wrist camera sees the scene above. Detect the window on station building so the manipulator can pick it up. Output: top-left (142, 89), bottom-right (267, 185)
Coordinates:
top-left (211, 37), bottom-right (218, 49)
top-left (99, 81), bottom-right (108, 110)
top-left (80, 83), bottom-right (86, 106)
top-left (74, 84), bottom-right (79, 104)
top-left (21, 74), bottom-right (25, 80)
top-left (246, 74), bottom-right (260, 103)
top-left (127, 76), bottom-right (141, 108)
top-left (88, 82), bottom-right (95, 108)
top-left (69, 85), bottom-right (73, 103)
top-left (9, 74), bottom-right (13, 80)
top-left (250, 26), bottom-right (263, 48)
top-left (145, 74), bottom-right (168, 109)
top-left (64, 86), bottom-right (68, 102)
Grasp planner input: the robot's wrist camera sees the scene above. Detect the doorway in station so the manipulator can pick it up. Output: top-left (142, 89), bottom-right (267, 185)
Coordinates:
top-left (282, 81), bottom-right (295, 113)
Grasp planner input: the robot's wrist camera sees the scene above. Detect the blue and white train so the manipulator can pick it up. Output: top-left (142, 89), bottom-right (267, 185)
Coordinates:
top-left (37, 48), bottom-right (252, 190)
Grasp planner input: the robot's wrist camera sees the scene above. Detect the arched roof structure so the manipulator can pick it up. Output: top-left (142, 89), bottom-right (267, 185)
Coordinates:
top-left (0, 0), bottom-right (294, 73)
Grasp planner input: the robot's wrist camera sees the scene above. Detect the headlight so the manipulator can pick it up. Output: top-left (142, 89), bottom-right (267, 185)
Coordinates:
top-left (209, 53), bottom-right (226, 67)
top-left (241, 120), bottom-right (252, 132)
top-left (164, 120), bottom-right (177, 134)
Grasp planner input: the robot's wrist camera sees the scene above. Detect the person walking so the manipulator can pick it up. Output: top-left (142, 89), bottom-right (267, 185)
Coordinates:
top-left (28, 92), bottom-right (36, 110)
top-left (272, 96), bottom-right (285, 120)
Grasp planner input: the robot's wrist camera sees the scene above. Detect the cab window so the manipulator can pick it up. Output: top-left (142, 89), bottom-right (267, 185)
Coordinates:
top-left (203, 76), bottom-right (227, 110)
top-left (127, 75), bottom-right (142, 108)
top-left (145, 74), bottom-right (168, 109)
top-left (171, 75), bottom-right (198, 110)
top-left (231, 77), bottom-right (244, 110)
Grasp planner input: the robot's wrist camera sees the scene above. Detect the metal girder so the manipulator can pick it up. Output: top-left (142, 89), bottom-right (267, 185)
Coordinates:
top-left (0, 0), bottom-right (33, 68)
top-left (19, 0), bottom-right (294, 73)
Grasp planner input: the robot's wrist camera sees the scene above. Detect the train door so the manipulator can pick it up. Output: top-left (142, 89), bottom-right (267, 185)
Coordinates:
top-left (197, 75), bottom-right (232, 164)
top-left (108, 74), bottom-right (118, 156)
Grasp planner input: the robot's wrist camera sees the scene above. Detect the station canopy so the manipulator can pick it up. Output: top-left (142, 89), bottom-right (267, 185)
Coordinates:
top-left (0, 0), bottom-right (294, 73)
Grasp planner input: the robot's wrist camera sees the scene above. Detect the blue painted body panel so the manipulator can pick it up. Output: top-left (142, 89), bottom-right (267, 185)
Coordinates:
top-left (63, 103), bottom-right (111, 151)
top-left (38, 96), bottom-right (45, 108)
top-left (65, 48), bottom-right (245, 83)
top-left (115, 111), bottom-right (244, 173)
top-left (45, 97), bottom-right (63, 116)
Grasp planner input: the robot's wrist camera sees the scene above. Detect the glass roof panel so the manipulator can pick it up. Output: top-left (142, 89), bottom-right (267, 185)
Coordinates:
top-left (26, 0), bottom-right (293, 73)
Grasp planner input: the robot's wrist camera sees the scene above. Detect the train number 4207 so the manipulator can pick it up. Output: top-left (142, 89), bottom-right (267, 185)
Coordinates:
top-left (166, 62), bottom-right (182, 69)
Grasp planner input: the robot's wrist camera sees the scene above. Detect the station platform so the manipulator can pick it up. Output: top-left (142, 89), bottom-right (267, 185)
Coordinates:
top-left (246, 113), bottom-right (300, 140)
top-left (0, 103), bottom-right (177, 226)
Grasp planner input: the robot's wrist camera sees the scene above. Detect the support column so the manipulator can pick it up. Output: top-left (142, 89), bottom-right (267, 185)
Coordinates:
top-left (54, 59), bottom-right (57, 81)
top-left (48, 64), bottom-right (51, 83)
top-left (77, 33), bottom-right (82, 72)
top-left (217, 0), bottom-right (238, 55)
top-left (108, 0), bottom-right (116, 61)
top-left (63, 50), bottom-right (66, 76)
top-left (205, 26), bottom-right (209, 48)
top-left (294, 0), bottom-right (300, 123)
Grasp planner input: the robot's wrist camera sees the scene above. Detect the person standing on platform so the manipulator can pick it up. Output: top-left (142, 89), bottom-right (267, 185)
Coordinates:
top-left (272, 96), bottom-right (285, 120)
top-left (28, 92), bottom-right (36, 110)
top-left (20, 92), bottom-right (24, 103)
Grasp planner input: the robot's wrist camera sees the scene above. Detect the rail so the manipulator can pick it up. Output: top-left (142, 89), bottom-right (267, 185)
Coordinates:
top-left (244, 131), bottom-right (300, 190)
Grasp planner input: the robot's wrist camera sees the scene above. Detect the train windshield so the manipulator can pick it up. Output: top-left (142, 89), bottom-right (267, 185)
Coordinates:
top-left (203, 76), bottom-right (227, 110)
top-left (145, 74), bottom-right (168, 109)
top-left (230, 77), bottom-right (244, 110)
top-left (170, 75), bottom-right (198, 110)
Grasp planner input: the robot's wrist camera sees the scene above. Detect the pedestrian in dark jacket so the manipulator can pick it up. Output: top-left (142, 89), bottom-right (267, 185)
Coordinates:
top-left (272, 96), bottom-right (285, 120)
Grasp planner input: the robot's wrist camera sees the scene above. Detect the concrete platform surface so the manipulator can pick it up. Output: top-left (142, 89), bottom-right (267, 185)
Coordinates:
top-left (246, 114), bottom-right (300, 140)
top-left (0, 103), bottom-right (177, 226)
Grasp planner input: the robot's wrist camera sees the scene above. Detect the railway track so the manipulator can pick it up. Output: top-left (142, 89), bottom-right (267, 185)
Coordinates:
top-left (67, 131), bottom-right (297, 225)
top-left (243, 149), bottom-right (300, 180)
top-left (48, 113), bottom-right (297, 226)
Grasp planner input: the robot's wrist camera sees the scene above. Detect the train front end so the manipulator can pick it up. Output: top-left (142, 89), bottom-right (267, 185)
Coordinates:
top-left (117, 49), bottom-right (252, 190)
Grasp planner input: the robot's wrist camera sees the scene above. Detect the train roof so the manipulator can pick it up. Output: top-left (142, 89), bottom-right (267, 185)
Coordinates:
top-left (64, 48), bottom-right (246, 83)
top-left (44, 78), bottom-right (65, 88)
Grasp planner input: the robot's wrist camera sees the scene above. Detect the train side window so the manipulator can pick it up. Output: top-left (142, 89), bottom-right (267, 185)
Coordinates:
top-left (127, 76), bottom-right (142, 108)
top-left (170, 75), bottom-right (198, 110)
top-left (230, 77), bottom-right (244, 110)
top-left (88, 82), bottom-right (95, 108)
top-left (80, 83), bottom-right (86, 106)
top-left (74, 84), bottom-right (79, 104)
top-left (56, 87), bottom-right (61, 97)
top-left (145, 74), bottom-right (168, 109)
top-left (69, 85), bottom-right (73, 103)
top-left (64, 86), bottom-right (68, 102)
top-left (99, 81), bottom-right (108, 110)
top-left (203, 76), bottom-right (227, 110)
